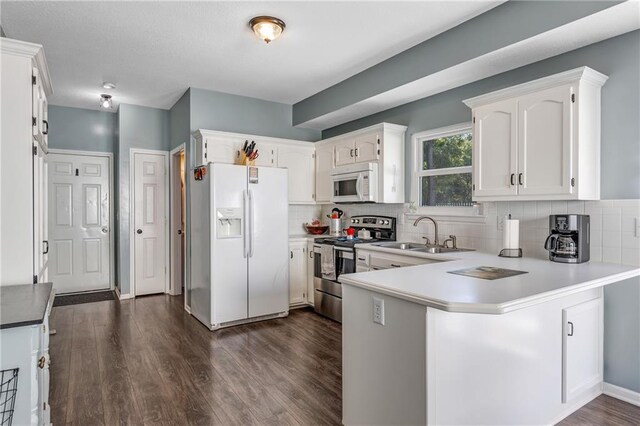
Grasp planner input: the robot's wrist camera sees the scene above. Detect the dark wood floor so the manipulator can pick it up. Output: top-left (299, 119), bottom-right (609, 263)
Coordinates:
top-left (49, 295), bottom-right (640, 425)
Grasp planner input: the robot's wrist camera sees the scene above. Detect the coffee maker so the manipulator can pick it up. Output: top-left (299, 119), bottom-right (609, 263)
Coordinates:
top-left (544, 214), bottom-right (590, 263)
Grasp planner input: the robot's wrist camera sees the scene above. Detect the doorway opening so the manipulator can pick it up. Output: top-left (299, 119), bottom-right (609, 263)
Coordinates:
top-left (170, 144), bottom-right (186, 298)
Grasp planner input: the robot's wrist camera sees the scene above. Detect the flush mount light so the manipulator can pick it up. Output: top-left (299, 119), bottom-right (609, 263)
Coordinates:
top-left (102, 82), bottom-right (116, 90)
top-left (99, 94), bottom-right (113, 109)
top-left (249, 16), bottom-right (285, 44)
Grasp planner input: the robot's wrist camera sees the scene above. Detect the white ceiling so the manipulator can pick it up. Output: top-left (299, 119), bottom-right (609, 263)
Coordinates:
top-left (0, 1), bottom-right (502, 112)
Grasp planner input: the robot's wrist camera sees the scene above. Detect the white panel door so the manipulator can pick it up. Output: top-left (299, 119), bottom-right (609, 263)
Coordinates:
top-left (562, 297), bottom-right (602, 403)
top-left (48, 153), bottom-right (110, 293)
top-left (334, 138), bottom-right (355, 166)
top-left (277, 145), bottom-right (315, 203)
top-left (518, 85), bottom-right (573, 196)
top-left (315, 144), bottom-right (334, 203)
top-left (472, 99), bottom-right (518, 198)
top-left (248, 167), bottom-right (289, 318)
top-left (133, 152), bottom-right (167, 296)
top-left (355, 131), bottom-right (379, 163)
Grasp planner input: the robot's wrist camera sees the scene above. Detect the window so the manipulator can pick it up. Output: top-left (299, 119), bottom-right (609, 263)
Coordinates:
top-left (412, 123), bottom-right (473, 212)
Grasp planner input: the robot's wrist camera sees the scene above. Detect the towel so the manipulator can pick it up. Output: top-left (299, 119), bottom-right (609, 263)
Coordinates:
top-left (320, 245), bottom-right (336, 281)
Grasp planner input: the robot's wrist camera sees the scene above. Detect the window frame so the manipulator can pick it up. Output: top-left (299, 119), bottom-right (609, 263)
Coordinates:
top-left (411, 122), bottom-right (477, 216)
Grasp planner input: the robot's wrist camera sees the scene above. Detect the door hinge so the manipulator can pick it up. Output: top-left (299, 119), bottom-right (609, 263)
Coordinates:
top-left (290, 251), bottom-right (293, 259)
top-left (473, 117), bottom-right (476, 123)
top-left (32, 75), bottom-right (37, 85)
top-left (377, 139), bottom-right (380, 145)
top-left (571, 94), bottom-right (575, 103)
top-left (33, 146), bottom-right (38, 155)
top-left (33, 275), bottom-right (38, 284)
top-left (377, 149), bottom-right (380, 155)
top-left (32, 116), bottom-right (37, 126)
top-left (312, 153), bottom-right (315, 159)
top-left (571, 177), bottom-right (575, 187)
top-left (472, 184), bottom-right (476, 191)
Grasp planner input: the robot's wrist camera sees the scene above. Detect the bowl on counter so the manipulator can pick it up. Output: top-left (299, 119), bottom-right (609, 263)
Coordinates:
top-left (305, 224), bottom-right (329, 235)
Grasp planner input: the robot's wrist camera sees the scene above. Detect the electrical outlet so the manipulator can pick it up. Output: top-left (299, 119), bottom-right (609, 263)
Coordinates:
top-left (373, 297), bottom-right (385, 325)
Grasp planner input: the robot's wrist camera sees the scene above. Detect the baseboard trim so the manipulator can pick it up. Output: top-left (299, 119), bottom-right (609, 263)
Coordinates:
top-left (115, 287), bottom-right (133, 300)
top-left (604, 382), bottom-right (640, 407)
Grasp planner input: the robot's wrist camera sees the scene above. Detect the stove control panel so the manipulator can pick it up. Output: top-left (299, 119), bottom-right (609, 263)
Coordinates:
top-left (350, 215), bottom-right (395, 230)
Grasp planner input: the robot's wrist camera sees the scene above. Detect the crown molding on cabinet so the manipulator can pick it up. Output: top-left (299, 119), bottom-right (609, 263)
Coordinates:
top-left (0, 37), bottom-right (53, 96)
top-left (192, 129), bottom-right (316, 147)
top-left (316, 122), bottom-right (408, 146)
top-left (462, 66), bottom-right (607, 109)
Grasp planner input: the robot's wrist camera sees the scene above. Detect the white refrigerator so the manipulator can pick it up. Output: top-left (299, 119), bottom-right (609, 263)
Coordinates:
top-left (189, 163), bottom-right (289, 329)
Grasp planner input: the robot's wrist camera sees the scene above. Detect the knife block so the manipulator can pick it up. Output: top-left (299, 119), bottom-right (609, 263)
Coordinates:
top-left (235, 151), bottom-right (256, 166)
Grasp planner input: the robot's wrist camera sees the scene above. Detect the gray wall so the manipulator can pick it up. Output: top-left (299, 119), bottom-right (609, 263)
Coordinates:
top-left (48, 105), bottom-right (117, 153)
top-left (169, 89), bottom-right (190, 150)
top-left (117, 104), bottom-right (170, 295)
top-left (293, 1), bottom-right (621, 125)
top-left (323, 31), bottom-right (640, 201)
top-left (322, 30), bottom-right (640, 393)
top-left (190, 88), bottom-right (320, 142)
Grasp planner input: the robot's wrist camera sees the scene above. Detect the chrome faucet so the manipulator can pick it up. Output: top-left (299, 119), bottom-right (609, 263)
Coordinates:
top-left (413, 216), bottom-right (439, 246)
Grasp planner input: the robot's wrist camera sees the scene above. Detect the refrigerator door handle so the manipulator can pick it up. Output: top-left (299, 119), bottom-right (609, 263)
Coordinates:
top-left (248, 189), bottom-right (255, 258)
top-left (243, 190), bottom-right (249, 258)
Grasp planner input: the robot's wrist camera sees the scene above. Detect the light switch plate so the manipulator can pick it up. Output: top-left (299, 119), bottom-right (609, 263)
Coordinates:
top-left (373, 297), bottom-right (385, 325)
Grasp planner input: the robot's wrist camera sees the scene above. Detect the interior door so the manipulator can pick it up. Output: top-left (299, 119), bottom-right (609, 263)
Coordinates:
top-left (133, 152), bottom-right (167, 296)
top-left (48, 153), bottom-right (110, 293)
top-left (518, 84), bottom-right (573, 196)
top-left (355, 132), bottom-right (379, 163)
top-left (248, 166), bottom-right (289, 318)
top-left (277, 145), bottom-right (315, 203)
top-left (472, 99), bottom-right (518, 198)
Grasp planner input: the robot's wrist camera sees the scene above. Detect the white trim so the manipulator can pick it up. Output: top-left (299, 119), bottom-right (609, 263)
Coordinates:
top-left (169, 144), bottom-right (185, 297)
top-left (129, 148), bottom-right (170, 298)
top-left (193, 128), bottom-right (317, 147)
top-left (411, 123), bottom-right (475, 216)
top-left (463, 66), bottom-right (608, 108)
top-left (48, 149), bottom-right (115, 292)
top-left (603, 382), bottom-right (640, 407)
top-left (0, 37), bottom-right (53, 95)
top-left (114, 286), bottom-right (133, 300)
top-left (316, 122), bottom-right (408, 146)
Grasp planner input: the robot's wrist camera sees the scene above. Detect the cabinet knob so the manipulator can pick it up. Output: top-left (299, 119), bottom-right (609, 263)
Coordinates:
top-left (567, 321), bottom-right (574, 336)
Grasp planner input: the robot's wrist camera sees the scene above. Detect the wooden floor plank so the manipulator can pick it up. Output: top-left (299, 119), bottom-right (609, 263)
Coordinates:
top-left (48, 294), bottom-right (639, 426)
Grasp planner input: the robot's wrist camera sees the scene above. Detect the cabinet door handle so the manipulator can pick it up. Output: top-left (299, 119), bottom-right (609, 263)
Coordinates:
top-left (510, 173), bottom-right (515, 186)
top-left (518, 173), bottom-right (523, 185)
top-left (357, 257), bottom-right (366, 262)
top-left (567, 321), bottom-right (574, 336)
top-left (355, 148), bottom-right (359, 157)
top-left (42, 120), bottom-right (49, 135)
top-left (350, 149), bottom-right (354, 158)
top-left (390, 264), bottom-right (402, 268)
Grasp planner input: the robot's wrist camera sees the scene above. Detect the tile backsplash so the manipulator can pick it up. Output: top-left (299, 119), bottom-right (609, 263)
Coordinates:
top-left (320, 200), bottom-right (640, 267)
top-left (289, 205), bottom-right (322, 235)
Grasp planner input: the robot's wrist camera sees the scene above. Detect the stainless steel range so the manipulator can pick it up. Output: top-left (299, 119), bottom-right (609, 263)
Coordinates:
top-left (313, 215), bottom-right (396, 322)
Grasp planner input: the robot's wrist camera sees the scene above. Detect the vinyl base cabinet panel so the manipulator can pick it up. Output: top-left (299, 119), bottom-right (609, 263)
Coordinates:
top-left (342, 285), bottom-right (603, 425)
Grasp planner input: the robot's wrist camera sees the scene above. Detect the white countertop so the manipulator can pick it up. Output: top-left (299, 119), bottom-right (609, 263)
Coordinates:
top-left (340, 244), bottom-right (640, 314)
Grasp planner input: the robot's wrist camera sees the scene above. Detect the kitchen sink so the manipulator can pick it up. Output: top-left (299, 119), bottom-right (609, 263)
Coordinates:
top-left (372, 241), bottom-right (474, 254)
top-left (372, 242), bottom-right (426, 250)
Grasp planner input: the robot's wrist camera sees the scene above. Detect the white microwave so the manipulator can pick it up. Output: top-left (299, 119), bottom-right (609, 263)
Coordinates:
top-left (330, 163), bottom-right (378, 203)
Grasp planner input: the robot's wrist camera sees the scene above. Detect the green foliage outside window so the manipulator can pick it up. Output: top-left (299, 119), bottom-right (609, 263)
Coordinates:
top-left (421, 133), bottom-right (472, 207)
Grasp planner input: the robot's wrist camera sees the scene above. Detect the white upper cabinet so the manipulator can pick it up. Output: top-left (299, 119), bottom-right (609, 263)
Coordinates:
top-left (354, 131), bottom-right (379, 163)
top-left (518, 85), bottom-right (573, 197)
top-left (315, 143), bottom-right (334, 204)
top-left (334, 138), bottom-right (355, 166)
top-left (32, 67), bottom-right (49, 150)
top-left (254, 141), bottom-right (277, 167)
top-left (464, 67), bottom-right (608, 201)
top-left (277, 144), bottom-right (316, 204)
top-left (319, 123), bottom-right (406, 204)
top-left (473, 99), bottom-right (518, 197)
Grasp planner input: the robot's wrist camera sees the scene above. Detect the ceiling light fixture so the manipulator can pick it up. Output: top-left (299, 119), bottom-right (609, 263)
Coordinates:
top-left (249, 16), bottom-right (285, 44)
top-left (99, 94), bottom-right (113, 109)
top-left (102, 82), bottom-right (116, 90)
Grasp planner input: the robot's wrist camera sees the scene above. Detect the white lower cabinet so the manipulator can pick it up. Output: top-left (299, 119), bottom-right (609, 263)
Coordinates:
top-left (306, 241), bottom-right (315, 306)
top-left (289, 241), bottom-right (307, 306)
top-left (562, 297), bottom-right (603, 403)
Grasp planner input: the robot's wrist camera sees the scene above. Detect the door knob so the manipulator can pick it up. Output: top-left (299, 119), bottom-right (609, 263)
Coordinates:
top-left (177, 230), bottom-right (183, 235)
top-left (136, 229), bottom-right (143, 234)
top-left (102, 227), bottom-right (108, 233)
